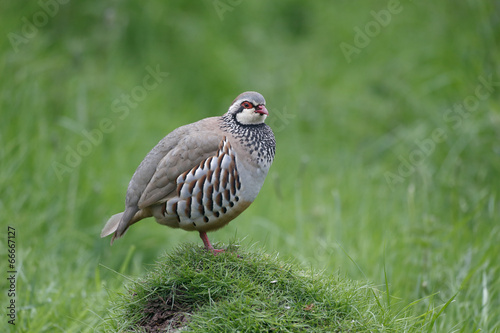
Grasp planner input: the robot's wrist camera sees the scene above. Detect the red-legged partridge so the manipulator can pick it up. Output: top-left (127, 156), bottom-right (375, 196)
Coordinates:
top-left (101, 91), bottom-right (276, 253)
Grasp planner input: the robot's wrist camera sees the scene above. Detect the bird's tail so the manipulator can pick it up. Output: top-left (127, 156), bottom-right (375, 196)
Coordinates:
top-left (100, 212), bottom-right (124, 245)
top-left (101, 208), bottom-right (147, 245)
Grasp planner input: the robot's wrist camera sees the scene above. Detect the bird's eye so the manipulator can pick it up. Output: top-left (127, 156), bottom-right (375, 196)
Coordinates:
top-left (241, 101), bottom-right (253, 109)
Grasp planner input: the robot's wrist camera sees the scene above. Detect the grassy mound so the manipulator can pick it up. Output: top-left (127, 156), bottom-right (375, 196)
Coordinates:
top-left (103, 242), bottom-right (427, 332)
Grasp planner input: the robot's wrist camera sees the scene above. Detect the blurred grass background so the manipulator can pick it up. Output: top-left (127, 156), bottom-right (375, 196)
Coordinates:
top-left (1, 0), bottom-right (499, 331)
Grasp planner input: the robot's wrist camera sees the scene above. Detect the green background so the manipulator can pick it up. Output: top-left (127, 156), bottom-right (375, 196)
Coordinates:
top-left (1, 1), bottom-right (499, 331)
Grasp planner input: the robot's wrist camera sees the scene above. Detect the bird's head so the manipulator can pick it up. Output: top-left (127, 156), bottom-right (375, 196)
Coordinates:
top-left (227, 91), bottom-right (268, 125)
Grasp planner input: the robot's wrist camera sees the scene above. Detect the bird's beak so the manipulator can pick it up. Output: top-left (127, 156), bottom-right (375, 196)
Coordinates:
top-left (255, 105), bottom-right (268, 115)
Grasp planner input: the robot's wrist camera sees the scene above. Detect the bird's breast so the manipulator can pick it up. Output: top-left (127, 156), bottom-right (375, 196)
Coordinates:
top-left (152, 137), bottom-right (258, 232)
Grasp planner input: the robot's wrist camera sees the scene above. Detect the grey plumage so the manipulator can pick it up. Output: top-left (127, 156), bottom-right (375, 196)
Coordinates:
top-left (101, 91), bottom-right (275, 252)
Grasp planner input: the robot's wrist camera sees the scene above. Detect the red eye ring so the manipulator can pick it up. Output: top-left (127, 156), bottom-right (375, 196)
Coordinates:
top-left (241, 101), bottom-right (254, 109)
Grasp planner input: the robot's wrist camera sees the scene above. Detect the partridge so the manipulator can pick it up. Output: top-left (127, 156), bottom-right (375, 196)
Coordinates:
top-left (101, 91), bottom-right (276, 253)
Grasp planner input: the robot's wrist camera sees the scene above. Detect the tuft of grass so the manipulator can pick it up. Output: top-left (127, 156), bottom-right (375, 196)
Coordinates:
top-left (102, 241), bottom-right (431, 332)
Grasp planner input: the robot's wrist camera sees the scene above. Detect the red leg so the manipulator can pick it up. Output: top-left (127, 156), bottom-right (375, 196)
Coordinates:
top-left (199, 231), bottom-right (224, 255)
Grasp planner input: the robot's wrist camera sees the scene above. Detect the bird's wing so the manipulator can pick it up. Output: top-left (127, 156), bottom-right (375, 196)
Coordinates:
top-left (109, 117), bottom-right (222, 240)
top-left (134, 119), bottom-right (223, 209)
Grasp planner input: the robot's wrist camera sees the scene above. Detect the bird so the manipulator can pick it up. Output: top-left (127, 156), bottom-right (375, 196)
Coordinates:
top-left (101, 91), bottom-right (276, 254)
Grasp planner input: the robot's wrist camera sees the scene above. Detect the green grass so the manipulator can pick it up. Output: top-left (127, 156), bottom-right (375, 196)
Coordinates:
top-left (103, 241), bottom-right (428, 332)
top-left (1, 1), bottom-right (499, 332)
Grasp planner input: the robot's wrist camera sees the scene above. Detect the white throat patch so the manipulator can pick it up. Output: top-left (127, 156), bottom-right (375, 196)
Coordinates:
top-left (236, 109), bottom-right (267, 125)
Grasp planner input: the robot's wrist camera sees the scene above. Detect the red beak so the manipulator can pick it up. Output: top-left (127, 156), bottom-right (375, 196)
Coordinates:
top-left (255, 105), bottom-right (268, 115)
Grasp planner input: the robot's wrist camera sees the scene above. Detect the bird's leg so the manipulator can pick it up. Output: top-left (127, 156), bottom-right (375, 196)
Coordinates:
top-left (199, 231), bottom-right (224, 255)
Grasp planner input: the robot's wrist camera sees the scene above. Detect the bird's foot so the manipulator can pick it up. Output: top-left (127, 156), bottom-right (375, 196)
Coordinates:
top-left (199, 231), bottom-right (225, 255)
top-left (208, 247), bottom-right (225, 256)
